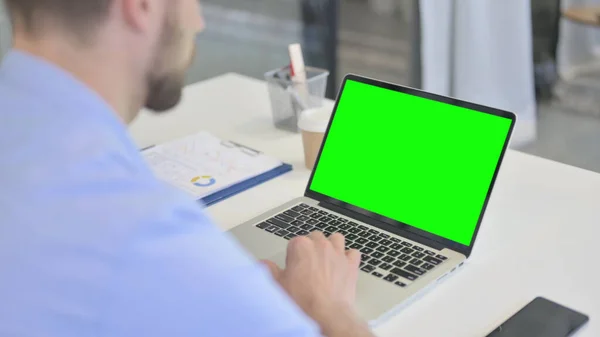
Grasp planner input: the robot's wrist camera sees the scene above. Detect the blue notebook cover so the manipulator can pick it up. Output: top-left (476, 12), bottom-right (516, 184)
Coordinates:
top-left (200, 163), bottom-right (293, 207)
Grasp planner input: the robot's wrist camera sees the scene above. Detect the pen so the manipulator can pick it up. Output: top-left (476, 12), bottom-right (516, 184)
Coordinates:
top-left (221, 140), bottom-right (262, 157)
top-left (140, 144), bottom-right (156, 152)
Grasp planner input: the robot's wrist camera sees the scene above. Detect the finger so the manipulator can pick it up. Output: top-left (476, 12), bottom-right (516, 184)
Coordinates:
top-left (329, 232), bottom-right (345, 252)
top-left (261, 259), bottom-right (282, 281)
top-left (308, 230), bottom-right (326, 243)
top-left (346, 249), bottom-right (362, 269)
top-left (286, 235), bottom-right (311, 265)
top-left (345, 249), bottom-right (361, 305)
top-left (288, 235), bottom-right (311, 252)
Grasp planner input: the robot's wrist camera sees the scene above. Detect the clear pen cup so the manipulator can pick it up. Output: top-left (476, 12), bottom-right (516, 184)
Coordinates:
top-left (265, 66), bottom-right (330, 133)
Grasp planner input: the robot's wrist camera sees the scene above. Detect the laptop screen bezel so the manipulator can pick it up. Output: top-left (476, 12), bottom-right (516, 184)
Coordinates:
top-left (304, 74), bottom-right (516, 257)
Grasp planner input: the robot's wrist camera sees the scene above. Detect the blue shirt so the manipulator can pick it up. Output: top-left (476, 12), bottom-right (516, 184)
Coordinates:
top-left (0, 50), bottom-right (319, 337)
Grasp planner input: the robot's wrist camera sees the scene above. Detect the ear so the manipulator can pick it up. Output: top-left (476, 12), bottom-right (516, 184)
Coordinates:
top-left (120, 0), bottom-right (161, 33)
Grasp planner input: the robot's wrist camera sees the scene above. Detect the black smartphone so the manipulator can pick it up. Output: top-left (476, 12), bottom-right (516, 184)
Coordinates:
top-left (486, 297), bottom-right (589, 337)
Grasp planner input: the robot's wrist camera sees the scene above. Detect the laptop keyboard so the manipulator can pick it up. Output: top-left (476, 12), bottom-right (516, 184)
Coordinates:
top-left (254, 203), bottom-right (449, 288)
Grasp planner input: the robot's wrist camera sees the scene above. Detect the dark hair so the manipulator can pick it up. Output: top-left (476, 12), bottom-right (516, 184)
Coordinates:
top-left (4, 0), bottom-right (112, 33)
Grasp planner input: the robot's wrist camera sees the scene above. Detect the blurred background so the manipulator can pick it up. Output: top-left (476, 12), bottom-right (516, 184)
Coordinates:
top-left (3, 0), bottom-right (600, 172)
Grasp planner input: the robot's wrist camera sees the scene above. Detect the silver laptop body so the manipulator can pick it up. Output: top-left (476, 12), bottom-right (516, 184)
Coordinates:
top-left (230, 74), bottom-right (516, 326)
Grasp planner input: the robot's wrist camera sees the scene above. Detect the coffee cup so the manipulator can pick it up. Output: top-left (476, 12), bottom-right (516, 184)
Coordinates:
top-left (298, 102), bottom-right (334, 170)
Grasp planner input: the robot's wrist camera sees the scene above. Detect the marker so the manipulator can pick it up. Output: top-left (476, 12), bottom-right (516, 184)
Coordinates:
top-left (288, 43), bottom-right (309, 107)
top-left (289, 43), bottom-right (307, 82)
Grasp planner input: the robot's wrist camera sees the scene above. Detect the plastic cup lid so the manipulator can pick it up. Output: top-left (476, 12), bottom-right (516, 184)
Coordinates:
top-left (298, 101), bottom-right (335, 133)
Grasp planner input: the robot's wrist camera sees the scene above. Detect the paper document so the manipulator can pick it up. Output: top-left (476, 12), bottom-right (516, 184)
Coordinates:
top-left (143, 132), bottom-right (284, 199)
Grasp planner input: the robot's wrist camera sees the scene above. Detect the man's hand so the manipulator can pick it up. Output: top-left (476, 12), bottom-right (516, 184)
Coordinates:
top-left (263, 231), bottom-right (374, 337)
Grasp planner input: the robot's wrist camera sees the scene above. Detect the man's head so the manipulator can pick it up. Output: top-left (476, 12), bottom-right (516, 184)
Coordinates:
top-left (4, 0), bottom-right (204, 116)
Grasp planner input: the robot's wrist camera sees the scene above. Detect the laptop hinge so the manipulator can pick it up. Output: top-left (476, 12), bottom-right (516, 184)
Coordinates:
top-left (318, 201), bottom-right (446, 251)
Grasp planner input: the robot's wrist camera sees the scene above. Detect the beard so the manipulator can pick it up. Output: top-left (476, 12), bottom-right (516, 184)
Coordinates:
top-left (144, 13), bottom-right (196, 113)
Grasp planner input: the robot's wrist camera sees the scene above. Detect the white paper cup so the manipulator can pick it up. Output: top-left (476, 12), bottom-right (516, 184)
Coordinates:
top-left (298, 102), bottom-right (334, 170)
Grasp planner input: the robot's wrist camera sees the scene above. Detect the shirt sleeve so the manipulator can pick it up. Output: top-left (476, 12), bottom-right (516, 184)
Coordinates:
top-left (100, 194), bottom-right (321, 337)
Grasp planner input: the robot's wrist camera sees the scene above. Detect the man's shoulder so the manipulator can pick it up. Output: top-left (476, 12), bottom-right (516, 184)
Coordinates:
top-left (0, 72), bottom-right (212, 246)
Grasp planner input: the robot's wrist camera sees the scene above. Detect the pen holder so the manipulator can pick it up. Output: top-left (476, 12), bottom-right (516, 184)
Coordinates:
top-left (265, 66), bottom-right (330, 133)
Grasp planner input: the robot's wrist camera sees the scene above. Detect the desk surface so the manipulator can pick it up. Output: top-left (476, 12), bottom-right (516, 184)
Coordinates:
top-left (563, 6), bottom-right (600, 27)
top-left (129, 73), bottom-right (600, 337)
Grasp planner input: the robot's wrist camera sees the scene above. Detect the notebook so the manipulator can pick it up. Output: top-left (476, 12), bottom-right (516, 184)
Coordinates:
top-left (142, 131), bottom-right (292, 206)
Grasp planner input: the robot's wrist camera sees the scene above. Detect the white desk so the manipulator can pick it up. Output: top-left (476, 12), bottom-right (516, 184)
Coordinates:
top-left (130, 73), bottom-right (600, 337)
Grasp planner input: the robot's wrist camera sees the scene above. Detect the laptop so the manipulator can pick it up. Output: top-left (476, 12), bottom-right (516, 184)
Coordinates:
top-left (230, 74), bottom-right (516, 325)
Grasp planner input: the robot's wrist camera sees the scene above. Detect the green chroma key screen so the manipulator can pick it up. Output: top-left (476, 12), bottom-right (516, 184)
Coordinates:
top-left (309, 80), bottom-right (513, 246)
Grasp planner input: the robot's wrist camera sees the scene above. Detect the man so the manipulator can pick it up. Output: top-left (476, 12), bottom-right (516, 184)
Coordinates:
top-left (0, 1), bottom-right (375, 337)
